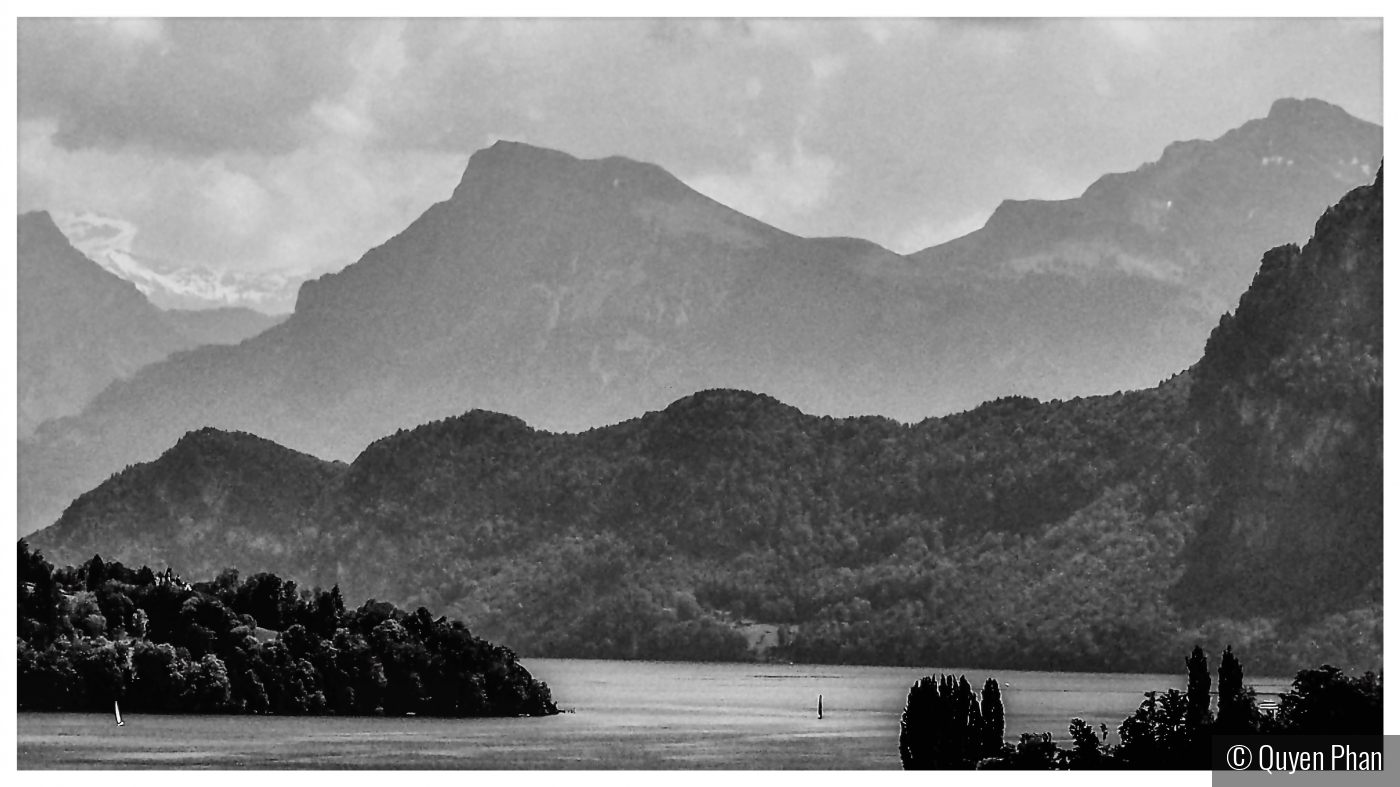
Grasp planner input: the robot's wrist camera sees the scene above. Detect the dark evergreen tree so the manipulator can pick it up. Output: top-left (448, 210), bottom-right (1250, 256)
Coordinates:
top-left (900, 674), bottom-right (997, 770)
top-left (1215, 646), bottom-right (1258, 734)
top-left (981, 678), bottom-right (1005, 759)
top-left (1186, 645), bottom-right (1212, 730)
top-left (84, 554), bottom-right (107, 592)
top-left (899, 676), bottom-right (937, 769)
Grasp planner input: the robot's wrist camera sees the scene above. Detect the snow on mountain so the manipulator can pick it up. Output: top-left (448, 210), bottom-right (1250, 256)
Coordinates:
top-left (53, 211), bottom-right (308, 314)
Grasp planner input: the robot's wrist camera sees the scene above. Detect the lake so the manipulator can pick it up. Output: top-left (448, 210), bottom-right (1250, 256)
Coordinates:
top-left (17, 658), bottom-right (1291, 769)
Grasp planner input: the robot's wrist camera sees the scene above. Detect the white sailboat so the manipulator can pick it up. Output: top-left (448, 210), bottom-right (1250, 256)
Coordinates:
top-left (114, 701), bottom-right (124, 727)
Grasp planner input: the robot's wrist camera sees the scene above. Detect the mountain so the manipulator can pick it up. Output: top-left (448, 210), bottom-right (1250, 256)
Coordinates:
top-left (29, 166), bottom-right (1385, 675)
top-left (905, 97), bottom-right (1380, 396)
top-left (17, 100), bottom-right (1380, 536)
top-left (158, 307), bottom-right (289, 347)
top-left (18, 211), bottom-right (189, 437)
top-left (37, 428), bottom-right (346, 586)
top-left (17, 212), bottom-right (287, 439)
top-left (1176, 166), bottom-right (1383, 621)
top-left (55, 211), bottom-right (308, 314)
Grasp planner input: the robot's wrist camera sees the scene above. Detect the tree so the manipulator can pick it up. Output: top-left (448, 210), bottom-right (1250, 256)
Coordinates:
top-left (979, 732), bottom-right (1062, 770)
top-left (16, 560), bottom-right (556, 718)
top-left (1185, 645), bottom-right (1212, 731)
top-left (1278, 666), bottom-right (1381, 734)
top-left (66, 591), bottom-right (108, 639)
top-left (1064, 718), bottom-right (1106, 769)
top-left (900, 674), bottom-right (999, 769)
top-left (18, 540), bottom-right (62, 646)
top-left (85, 554), bottom-right (108, 592)
top-left (1114, 689), bottom-right (1191, 768)
top-left (183, 654), bottom-right (234, 712)
top-left (130, 641), bottom-right (189, 713)
top-left (1215, 646), bottom-right (1258, 734)
top-left (980, 678), bottom-right (1005, 759)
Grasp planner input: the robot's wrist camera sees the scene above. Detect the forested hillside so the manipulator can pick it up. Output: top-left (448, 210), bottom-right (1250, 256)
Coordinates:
top-left (30, 172), bottom-right (1383, 676)
top-left (1179, 167), bottom-right (1383, 621)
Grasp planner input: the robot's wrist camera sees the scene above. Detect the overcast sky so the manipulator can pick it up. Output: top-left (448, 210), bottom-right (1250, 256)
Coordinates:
top-left (16, 17), bottom-right (1383, 282)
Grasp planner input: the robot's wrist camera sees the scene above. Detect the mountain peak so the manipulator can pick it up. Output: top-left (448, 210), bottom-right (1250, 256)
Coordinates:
top-left (1267, 97), bottom-right (1353, 122)
top-left (164, 427), bottom-right (312, 465)
top-left (18, 210), bottom-right (67, 245)
top-left (471, 138), bottom-right (582, 167)
top-left (1265, 97), bottom-right (1360, 128)
top-left (451, 140), bottom-right (690, 203)
top-left (19, 208), bottom-right (56, 226)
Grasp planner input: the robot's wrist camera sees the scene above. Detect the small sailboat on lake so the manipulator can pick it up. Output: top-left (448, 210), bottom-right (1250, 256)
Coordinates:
top-left (114, 701), bottom-right (124, 727)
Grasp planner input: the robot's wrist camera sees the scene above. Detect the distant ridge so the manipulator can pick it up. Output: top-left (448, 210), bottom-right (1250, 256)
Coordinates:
top-left (17, 99), bottom-right (1381, 536)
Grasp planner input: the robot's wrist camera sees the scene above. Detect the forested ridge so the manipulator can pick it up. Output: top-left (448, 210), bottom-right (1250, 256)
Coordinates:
top-left (30, 172), bottom-right (1382, 676)
top-left (17, 542), bottom-right (558, 717)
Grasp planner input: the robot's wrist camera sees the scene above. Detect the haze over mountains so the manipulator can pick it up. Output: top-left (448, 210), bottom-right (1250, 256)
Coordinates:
top-left (30, 168), bottom-right (1383, 674)
top-left (17, 98), bottom-right (1380, 536)
top-left (17, 212), bottom-right (287, 439)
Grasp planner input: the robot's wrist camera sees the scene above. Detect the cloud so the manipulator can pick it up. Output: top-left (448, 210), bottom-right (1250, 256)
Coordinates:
top-left (52, 211), bottom-right (140, 260)
top-left (684, 139), bottom-right (840, 231)
top-left (19, 18), bottom-right (361, 156)
top-left (72, 17), bottom-right (169, 49)
top-left (20, 118), bottom-right (466, 275)
top-left (1095, 19), bottom-right (1160, 52)
top-left (810, 55), bottom-right (847, 85)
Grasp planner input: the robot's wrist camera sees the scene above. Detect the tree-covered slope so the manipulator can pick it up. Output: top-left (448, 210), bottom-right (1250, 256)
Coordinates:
top-left (35, 429), bottom-right (347, 582)
top-left (29, 381), bottom-right (1213, 671)
top-left (1177, 166), bottom-right (1383, 620)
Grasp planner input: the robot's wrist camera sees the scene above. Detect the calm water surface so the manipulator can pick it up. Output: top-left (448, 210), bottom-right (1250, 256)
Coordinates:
top-left (18, 658), bottom-right (1290, 769)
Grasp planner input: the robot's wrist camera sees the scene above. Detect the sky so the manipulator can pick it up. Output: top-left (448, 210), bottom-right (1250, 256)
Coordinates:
top-left (15, 17), bottom-right (1384, 291)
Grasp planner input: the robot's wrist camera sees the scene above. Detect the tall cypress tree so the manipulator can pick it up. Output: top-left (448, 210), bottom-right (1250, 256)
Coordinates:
top-left (1186, 645), bottom-right (1213, 732)
top-left (967, 689), bottom-right (985, 762)
top-left (981, 678), bottom-right (1005, 759)
top-left (1215, 646), bottom-right (1257, 734)
top-left (899, 676), bottom-right (938, 769)
top-left (900, 674), bottom-right (994, 769)
top-left (85, 554), bottom-right (107, 592)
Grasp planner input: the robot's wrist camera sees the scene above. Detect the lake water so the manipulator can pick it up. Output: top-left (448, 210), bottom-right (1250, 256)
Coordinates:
top-left (18, 658), bottom-right (1291, 769)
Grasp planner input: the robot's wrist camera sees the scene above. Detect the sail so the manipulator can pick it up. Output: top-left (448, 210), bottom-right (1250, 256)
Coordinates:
top-left (114, 701), bottom-right (123, 726)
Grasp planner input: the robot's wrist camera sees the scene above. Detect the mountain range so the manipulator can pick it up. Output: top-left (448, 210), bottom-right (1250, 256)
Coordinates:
top-left (17, 97), bottom-right (1380, 537)
top-left (17, 212), bottom-right (287, 439)
top-left (28, 167), bottom-right (1383, 674)
top-left (54, 210), bottom-right (308, 314)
